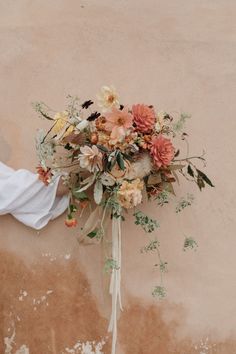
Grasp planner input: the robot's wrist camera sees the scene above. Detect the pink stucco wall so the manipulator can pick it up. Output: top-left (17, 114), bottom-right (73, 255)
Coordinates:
top-left (0, 1), bottom-right (235, 353)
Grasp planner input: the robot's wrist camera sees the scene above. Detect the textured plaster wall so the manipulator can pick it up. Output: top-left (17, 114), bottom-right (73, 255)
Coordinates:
top-left (0, 1), bottom-right (236, 353)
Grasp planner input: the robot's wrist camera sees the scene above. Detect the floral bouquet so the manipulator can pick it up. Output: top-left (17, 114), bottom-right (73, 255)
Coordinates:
top-left (34, 86), bottom-right (213, 354)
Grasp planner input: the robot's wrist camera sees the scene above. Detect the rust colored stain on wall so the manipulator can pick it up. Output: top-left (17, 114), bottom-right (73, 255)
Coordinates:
top-left (0, 251), bottom-right (110, 353)
top-left (1, 248), bottom-right (235, 354)
top-left (0, 248), bottom-right (236, 354)
top-left (119, 300), bottom-right (236, 354)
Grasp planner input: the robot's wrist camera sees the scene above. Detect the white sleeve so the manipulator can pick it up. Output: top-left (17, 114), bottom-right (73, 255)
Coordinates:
top-left (0, 162), bottom-right (69, 230)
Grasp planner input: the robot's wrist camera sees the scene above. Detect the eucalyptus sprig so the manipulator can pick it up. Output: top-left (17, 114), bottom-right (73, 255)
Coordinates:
top-left (176, 193), bottom-right (194, 213)
top-left (104, 258), bottom-right (120, 273)
top-left (152, 286), bottom-right (166, 300)
top-left (183, 237), bottom-right (198, 251)
top-left (133, 211), bottom-right (160, 233)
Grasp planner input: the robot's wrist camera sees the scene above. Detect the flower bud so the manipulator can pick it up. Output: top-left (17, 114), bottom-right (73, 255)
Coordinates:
top-left (65, 217), bottom-right (77, 227)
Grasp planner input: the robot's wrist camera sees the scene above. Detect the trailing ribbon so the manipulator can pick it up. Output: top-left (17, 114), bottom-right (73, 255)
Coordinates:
top-left (108, 208), bottom-right (123, 354)
top-left (78, 204), bottom-right (123, 354)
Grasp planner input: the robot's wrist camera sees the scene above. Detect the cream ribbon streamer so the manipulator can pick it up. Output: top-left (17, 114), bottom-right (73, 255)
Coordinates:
top-left (108, 209), bottom-right (123, 354)
top-left (77, 204), bottom-right (123, 354)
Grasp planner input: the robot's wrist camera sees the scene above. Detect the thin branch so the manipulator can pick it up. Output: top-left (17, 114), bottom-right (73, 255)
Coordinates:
top-left (173, 155), bottom-right (205, 163)
top-left (53, 162), bottom-right (80, 169)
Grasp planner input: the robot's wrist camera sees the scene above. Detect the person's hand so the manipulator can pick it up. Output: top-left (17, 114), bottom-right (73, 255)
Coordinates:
top-left (56, 176), bottom-right (69, 197)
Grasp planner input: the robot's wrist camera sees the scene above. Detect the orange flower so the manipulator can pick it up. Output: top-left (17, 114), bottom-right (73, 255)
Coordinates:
top-left (65, 217), bottom-right (77, 227)
top-left (97, 131), bottom-right (110, 148)
top-left (95, 116), bottom-right (107, 131)
top-left (132, 104), bottom-right (156, 133)
top-left (36, 166), bottom-right (52, 186)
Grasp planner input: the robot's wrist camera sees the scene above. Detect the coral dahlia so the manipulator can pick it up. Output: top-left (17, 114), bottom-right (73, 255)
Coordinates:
top-left (151, 135), bottom-right (175, 168)
top-left (132, 104), bottom-right (156, 133)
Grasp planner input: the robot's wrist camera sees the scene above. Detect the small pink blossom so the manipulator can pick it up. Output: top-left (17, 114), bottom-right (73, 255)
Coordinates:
top-left (151, 135), bottom-right (175, 168)
top-left (104, 107), bottom-right (133, 142)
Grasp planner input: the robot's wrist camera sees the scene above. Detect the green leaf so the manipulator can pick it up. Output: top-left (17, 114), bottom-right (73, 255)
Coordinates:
top-left (97, 144), bottom-right (109, 153)
top-left (104, 258), bottom-right (119, 272)
top-left (140, 240), bottom-right (160, 253)
top-left (156, 190), bottom-right (170, 206)
top-left (64, 143), bottom-right (73, 150)
top-left (116, 152), bottom-right (125, 170)
top-left (176, 193), bottom-right (194, 213)
top-left (133, 211), bottom-right (160, 233)
top-left (72, 190), bottom-right (88, 201)
top-left (197, 176), bottom-right (205, 190)
top-left (87, 229), bottom-right (98, 239)
top-left (122, 153), bottom-right (133, 162)
top-left (196, 169), bottom-right (214, 187)
top-left (187, 164), bottom-right (195, 177)
top-left (69, 204), bottom-right (77, 213)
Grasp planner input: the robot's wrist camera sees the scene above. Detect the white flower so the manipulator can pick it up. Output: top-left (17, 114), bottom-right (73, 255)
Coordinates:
top-left (78, 145), bottom-right (103, 172)
top-left (97, 85), bottom-right (120, 112)
top-left (76, 119), bottom-right (89, 131)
